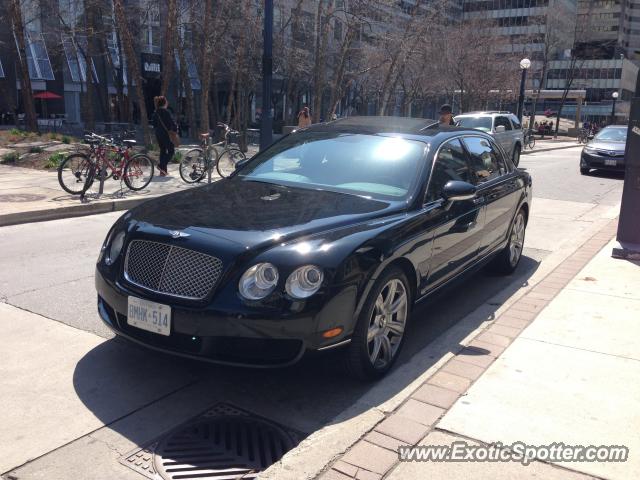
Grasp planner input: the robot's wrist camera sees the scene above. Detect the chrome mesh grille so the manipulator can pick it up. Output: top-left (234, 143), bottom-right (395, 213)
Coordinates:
top-left (125, 240), bottom-right (223, 300)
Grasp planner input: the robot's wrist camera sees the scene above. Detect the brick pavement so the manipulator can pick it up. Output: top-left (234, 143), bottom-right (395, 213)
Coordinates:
top-left (317, 218), bottom-right (619, 480)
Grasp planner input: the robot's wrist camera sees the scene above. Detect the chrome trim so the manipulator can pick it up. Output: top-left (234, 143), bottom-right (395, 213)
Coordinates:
top-left (123, 239), bottom-right (223, 300)
top-left (317, 338), bottom-right (352, 351)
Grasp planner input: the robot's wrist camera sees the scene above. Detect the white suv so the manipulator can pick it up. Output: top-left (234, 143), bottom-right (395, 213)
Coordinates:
top-left (454, 112), bottom-right (524, 166)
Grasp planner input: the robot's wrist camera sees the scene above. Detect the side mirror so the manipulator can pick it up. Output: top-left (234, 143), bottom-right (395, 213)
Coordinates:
top-left (442, 180), bottom-right (477, 202)
top-left (495, 125), bottom-right (506, 133)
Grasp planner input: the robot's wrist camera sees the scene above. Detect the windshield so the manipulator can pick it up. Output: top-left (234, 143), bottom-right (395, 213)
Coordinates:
top-left (455, 116), bottom-right (493, 132)
top-left (238, 132), bottom-right (427, 201)
top-left (595, 127), bottom-right (627, 142)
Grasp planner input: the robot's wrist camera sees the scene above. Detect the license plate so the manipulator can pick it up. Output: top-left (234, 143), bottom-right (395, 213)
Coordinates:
top-left (127, 296), bottom-right (171, 336)
top-left (604, 159), bottom-right (617, 166)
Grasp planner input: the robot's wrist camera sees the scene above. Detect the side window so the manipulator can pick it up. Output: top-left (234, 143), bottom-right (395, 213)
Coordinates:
top-left (510, 115), bottom-right (521, 130)
top-left (426, 139), bottom-right (472, 203)
top-left (495, 116), bottom-right (512, 131)
top-left (463, 137), bottom-right (503, 183)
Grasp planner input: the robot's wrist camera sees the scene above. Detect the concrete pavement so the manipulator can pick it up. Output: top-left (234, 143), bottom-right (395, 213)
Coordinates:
top-left (316, 226), bottom-right (640, 480)
top-left (0, 145), bottom-right (259, 227)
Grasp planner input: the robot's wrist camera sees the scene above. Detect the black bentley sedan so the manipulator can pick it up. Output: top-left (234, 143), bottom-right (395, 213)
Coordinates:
top-left (580, 125), bottom-right (627, 175)
top-left (95, 117), bottom-right (532, 380)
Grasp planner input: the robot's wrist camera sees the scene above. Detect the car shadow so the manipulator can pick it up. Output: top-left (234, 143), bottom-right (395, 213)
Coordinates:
top-left (586, 170), bottom-right (625, 180)
top-left (72, 251), bottom-right (541, 455)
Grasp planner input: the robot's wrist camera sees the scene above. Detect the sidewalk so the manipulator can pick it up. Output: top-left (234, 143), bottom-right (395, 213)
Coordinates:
top-left (316, 219), bottom-right (640, 480)
top-left (0, 145), bottom-right (259, 227)
top-left (522, 137), bottom-right (582, 155)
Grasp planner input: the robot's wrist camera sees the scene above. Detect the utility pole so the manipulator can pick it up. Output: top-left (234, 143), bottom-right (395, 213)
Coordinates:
top-left (612, 73), bottom-right (640, 259)
top-left (260, 0), bottom-right (273, 151)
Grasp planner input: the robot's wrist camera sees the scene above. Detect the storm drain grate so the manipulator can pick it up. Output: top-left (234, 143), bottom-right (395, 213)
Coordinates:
top-left (120, 403), bottom-right (303, 480)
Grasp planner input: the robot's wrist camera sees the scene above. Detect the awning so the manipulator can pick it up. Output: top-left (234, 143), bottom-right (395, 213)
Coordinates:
top-left (34, 91), bottom-right (62, 99)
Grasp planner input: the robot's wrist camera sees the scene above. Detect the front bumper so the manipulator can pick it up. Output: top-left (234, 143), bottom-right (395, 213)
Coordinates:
top-left (581, 151), bottom-right (625, 171)
top-left (95, 268), bottom-right (356, 367)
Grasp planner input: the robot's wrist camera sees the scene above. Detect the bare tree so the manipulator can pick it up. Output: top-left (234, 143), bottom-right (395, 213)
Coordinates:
top-left (8, 0), bottom-right (38, 132)
top-left (113, 0), bottom-right (151, 145)
top-left (160, 0), bottom-right (178, 96)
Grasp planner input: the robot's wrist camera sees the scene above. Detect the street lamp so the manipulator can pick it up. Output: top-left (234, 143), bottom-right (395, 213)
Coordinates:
top-left (611, 91), bottom-right (619, 125)
top-left (517, 58), bottom-right (531, 122)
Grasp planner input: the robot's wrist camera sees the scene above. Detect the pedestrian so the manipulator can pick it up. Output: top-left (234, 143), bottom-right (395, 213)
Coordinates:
top-left (297, 106), bottom-right (312, 128)
top-left (437, 104), bottom-right (456, 127)
top-left (152, 95), bottom-right (178, 177)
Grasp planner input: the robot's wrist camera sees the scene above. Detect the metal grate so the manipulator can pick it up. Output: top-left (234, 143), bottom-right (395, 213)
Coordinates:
top-left (124, 240), bottom-right (223, 300)
top-left (120, 404), bottom-right (302, 480)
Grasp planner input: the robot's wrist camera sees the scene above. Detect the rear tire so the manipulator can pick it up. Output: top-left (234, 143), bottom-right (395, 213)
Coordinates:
top-left (489, 208), bottom-right (526, 275)
top-left (216, 148), bottom-right (246, 178)
top-left (58, 153), bottom-right (93, 194)
top-left (180, 148), bottom-right (206, 183)
top-left (124, 154), bottom-right (154, 191)
top-left (343, 266), bottom-right (411, 381)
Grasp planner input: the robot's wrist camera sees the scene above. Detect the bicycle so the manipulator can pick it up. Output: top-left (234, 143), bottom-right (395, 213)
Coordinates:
top-left (577, 128), bottom-right (590, 144)
top-left (524, 129), bottom-right (536, 150)
top-left (179, 123), bottom-right (246, 183)
top-left (58, 132), bottom-right (154, 194)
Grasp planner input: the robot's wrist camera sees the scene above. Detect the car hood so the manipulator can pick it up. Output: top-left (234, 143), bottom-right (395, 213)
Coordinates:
top-left (588, 140), bottom-right (625, 152)
top-left (130, 177), bottom-right (401, 249)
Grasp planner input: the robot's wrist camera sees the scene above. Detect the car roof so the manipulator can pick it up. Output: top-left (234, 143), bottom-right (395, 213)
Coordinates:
top-left (305, 116), bottom-right (475, 138)
top-left (455, 111), bottom-right (514, 117)
top-left (603, 125), bottom-right (627, 129)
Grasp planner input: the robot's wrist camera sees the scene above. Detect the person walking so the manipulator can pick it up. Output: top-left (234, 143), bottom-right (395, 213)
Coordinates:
top-left (152, 96), bottom-right (178, 177)
top-left (297, 106), bottom-right (312, 128)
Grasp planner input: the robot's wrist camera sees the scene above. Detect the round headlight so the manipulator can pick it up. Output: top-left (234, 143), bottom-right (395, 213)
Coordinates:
top-left (239, 263), bottom-right (279, 300)
top-left (106, 231), bottom-right (126, 265)
top-left (286, 265), bottom-right (324, 299)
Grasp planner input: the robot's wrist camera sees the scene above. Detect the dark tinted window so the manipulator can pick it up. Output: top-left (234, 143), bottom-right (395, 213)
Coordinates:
top-left (495, 116), bottom-right (512, 131)
top-left (510, 115), bottom-right (521, 129)
top-left (463, 137), bottom-right (503, 183)
top-left (426, 139), bottom-right (472, 203)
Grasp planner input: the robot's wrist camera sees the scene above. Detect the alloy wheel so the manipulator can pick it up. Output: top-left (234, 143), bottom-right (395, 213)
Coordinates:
top-left (367, 279), bottom-right (408, 369)
top-left (509, 213), bottom-right (525, 266)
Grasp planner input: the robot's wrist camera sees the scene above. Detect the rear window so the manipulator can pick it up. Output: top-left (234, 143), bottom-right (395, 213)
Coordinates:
top-left (455, 116), bottom-right (492, 132)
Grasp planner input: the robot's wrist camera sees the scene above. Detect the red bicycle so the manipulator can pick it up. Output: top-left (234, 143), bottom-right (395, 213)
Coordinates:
top-left (58, 132), bottom-right (154, 194)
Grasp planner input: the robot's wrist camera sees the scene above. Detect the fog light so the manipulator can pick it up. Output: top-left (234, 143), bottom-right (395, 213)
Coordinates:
top-left (322, 327), bottom-right (343, 338)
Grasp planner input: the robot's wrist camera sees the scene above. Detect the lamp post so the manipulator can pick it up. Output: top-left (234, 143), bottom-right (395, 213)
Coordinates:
top-left (611, 91), bottom-right (619, 125)
top-left (260, 0), bottom-right (273, 151)
top-left (612, 69), bottom-right (640, 259)
top-left (517, 58), bottom-right (531, 122)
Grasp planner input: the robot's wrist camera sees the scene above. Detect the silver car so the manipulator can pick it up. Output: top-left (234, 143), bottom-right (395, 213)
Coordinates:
top-left (455, 112), bottom-right (524, 166)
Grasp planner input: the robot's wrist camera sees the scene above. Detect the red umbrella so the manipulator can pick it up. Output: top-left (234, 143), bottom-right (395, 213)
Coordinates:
top-left (34, 91), bottom-right (62, 100)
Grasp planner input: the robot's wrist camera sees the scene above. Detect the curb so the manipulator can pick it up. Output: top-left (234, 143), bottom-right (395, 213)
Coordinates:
top-left (0, 195), bottom-right (159, 227)
top-left (316, 217), bottom-right (619, 480)
top-left (522, 144), bottom-right (582, 155)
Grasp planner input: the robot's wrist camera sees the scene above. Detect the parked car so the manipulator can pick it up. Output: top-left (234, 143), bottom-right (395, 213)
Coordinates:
top-left (580, 125), bottom-right (627, 175)
top-left (454, 112), bottom-right (524, 166)
top-left (95, 116), bottom-right (532, 380)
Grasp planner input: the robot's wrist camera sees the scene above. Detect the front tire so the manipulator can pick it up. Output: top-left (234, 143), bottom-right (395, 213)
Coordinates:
top-left (343, 267), bottom-right (411, 381)
top-left (124, 154), bottom-right (154, 191)
top-left (489, 208), bottom-right (526, 275)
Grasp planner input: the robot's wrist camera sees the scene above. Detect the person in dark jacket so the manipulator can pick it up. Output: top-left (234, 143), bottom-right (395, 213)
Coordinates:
top-left (152, 96), bottom-right (177, 176)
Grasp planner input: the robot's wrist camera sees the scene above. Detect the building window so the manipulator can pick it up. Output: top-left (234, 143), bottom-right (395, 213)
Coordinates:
top-left (106, 33), bottom-right (128, 86)
top-left (175, 48), bottom-right (201, 90)
top-left (142, 3), bottom-right (161, 54)
top-left (62, 34), bottom-right (98, 83)
top-left (15, 30), bottom-right (55, 81)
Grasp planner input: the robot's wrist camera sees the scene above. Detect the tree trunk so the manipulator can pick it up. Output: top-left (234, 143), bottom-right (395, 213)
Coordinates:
top-left (113, 0), bottom-right (151, 145)
top-left (161, 0), bottom-right (178, 96)
top-left (198, 0), bottom-right (214, 133)
top-left (312, 0), bottom-right (334, 122)
top-left (177, 36), bottom-right (196, 139)
top-left (9, 0), bottom-right (38, 133)
top-left (327, 24), bottom-right (356, 118)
